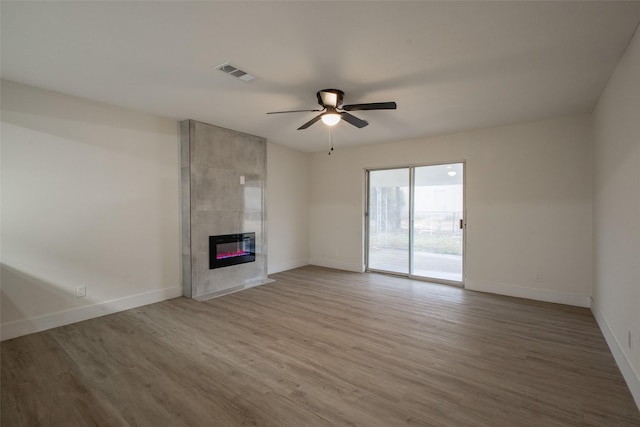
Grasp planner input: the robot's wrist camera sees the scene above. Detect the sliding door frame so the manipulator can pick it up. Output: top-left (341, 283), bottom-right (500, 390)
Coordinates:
top-left (365, 161), bottom-right (466, 288)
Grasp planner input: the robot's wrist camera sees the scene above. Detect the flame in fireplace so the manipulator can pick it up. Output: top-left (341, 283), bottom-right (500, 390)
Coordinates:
top-left (216, 249), bottom-right (251, 260)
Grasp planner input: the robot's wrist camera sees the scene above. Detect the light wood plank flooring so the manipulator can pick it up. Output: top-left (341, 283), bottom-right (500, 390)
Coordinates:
top-left (2, 266), bottom-right (639, 426)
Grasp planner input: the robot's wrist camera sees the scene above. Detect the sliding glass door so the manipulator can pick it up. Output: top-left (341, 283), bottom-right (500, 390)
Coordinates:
top-left (412, 163), bottom-right (464, 282)
top-left (366, 163), bottom-right (464, 283)
top-left (367, 168), bottom-right (410, 274)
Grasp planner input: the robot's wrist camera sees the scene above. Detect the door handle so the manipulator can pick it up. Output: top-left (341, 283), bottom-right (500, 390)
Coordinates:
top-left (459, 219), bottom-right (464, 229)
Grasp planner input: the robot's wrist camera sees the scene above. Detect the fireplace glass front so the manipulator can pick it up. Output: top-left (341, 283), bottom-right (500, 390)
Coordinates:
top-left (209, 233), bottom-right (256, 269)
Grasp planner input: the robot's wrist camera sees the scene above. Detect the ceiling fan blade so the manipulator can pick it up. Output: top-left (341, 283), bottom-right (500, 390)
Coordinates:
top-left (342, 102), bottom-right (397, 111)
top-left (267, 109), bottom-right (323, 114)
top-left (297, 114), bottom-right (323, 130)
top-left (341, 112), bottom-right (369, 128)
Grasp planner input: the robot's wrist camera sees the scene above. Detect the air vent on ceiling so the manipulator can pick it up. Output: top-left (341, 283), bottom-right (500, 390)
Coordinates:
top-left (215, 62), bottom-right (255, 82)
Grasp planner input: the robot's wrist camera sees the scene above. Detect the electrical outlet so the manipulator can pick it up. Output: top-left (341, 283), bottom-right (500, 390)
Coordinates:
top-left (76, 286), bottom-right (86, 297)
top-left (535, 273), bottom-right (543, 283)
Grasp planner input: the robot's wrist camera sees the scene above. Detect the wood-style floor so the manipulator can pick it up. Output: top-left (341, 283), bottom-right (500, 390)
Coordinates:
top-left (2, 266), bottom-right (639, 426)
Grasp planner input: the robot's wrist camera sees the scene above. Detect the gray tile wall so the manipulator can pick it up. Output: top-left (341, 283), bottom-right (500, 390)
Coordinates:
top-left (181, 120), bottom-right (268, 299)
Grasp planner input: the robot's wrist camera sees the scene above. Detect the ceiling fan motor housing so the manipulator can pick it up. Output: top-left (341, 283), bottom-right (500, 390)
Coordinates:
top-left (317, 89), bottom-right (344, 107)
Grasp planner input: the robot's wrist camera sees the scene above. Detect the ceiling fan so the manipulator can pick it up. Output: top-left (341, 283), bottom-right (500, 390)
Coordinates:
top-left (267, 89), bottom-right (397, 130)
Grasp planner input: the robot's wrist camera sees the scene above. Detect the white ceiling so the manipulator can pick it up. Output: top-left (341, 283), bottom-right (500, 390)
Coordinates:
top-left (2, 1), bottom-right (640, 153)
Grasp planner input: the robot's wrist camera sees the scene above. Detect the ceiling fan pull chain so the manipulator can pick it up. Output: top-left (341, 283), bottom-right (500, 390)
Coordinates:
top-left (328, 127), bottom-right (334, 155)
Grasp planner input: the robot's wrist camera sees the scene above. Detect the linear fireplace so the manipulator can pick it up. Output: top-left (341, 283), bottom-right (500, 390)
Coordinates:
top-left (209, 232), bottom-right (256, 269)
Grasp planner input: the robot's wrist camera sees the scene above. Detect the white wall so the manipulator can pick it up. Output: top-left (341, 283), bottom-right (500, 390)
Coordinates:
top-left (266, 142), bottom-right (311, 274)
top-left (592, 26), bottom-right (640, 408)
top-left (310, 114), bottom-right (593, 307)
top-left (1, 80), bottom-right (181, 339)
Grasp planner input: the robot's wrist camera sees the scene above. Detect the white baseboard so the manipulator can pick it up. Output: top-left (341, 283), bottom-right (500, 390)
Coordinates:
top-left (309, 258), bottom-right (364, 273)
top-left (268, 258), bottom-right (310, 274)
top-left (1, 286), bottom-right (182, 341)
top-left (591, 298), bottom-right (640, 411)
top-left (465, 280), bottom-right (591, 308)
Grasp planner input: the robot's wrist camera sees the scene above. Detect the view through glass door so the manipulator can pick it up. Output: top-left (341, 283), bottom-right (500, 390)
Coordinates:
top-left (367, 163), bottom-right (464, 283)
top-left (367, 168), bottom-right (410, 274)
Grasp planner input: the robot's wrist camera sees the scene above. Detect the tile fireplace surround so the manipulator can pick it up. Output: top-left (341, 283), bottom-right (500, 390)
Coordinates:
top-left (180, 120), bottom-right (269, 300)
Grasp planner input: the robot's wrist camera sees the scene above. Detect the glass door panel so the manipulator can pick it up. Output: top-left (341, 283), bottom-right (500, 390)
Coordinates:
top-left (412, 164), bottom-right (464, 282)
top-left (367, 168), bottom-right (410, 274)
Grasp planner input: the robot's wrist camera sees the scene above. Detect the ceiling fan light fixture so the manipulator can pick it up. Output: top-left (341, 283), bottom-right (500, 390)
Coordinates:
top-left (321, 113), bottom-right (341, 126)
